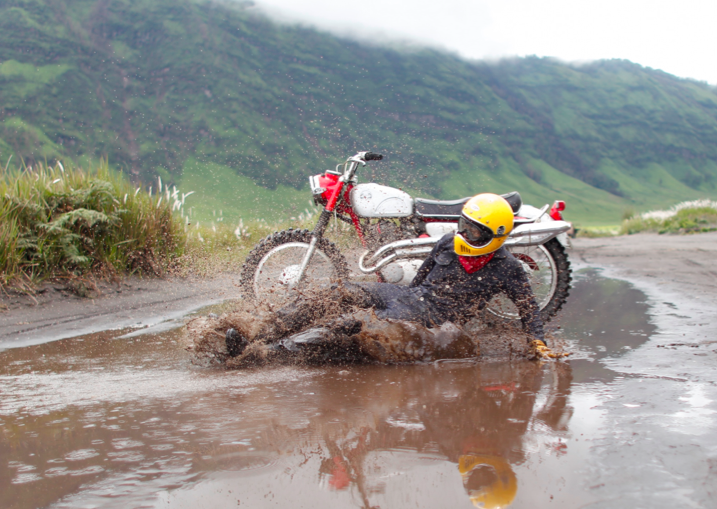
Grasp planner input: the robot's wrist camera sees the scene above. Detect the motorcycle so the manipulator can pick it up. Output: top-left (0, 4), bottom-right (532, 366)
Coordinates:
top-left (239, 151), bottom-right (572, 321)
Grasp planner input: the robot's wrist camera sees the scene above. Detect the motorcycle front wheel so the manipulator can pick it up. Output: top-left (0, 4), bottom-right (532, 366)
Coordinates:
top-left (239, 228), bottom-right (349, 307)
top-left (485, 238), bottom-right (571, 323)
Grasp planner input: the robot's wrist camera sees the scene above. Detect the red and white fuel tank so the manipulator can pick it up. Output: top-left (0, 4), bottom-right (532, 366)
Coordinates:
top-left (349, 183), bottom-right (413, 218)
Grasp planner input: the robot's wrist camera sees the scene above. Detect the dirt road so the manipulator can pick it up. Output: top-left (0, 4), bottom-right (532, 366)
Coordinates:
top-left (572, 231), bottom-right (717, 304)
top-left (0, 274), bottom-right (242, 349)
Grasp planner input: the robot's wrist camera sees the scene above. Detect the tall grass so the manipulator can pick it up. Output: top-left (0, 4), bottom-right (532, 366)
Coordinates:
top-left (0, 160), bottom-right (185, 288)
top-left (173, 207), bottom-right (362, 277)
top-left (620, 200), bottom-right (717, 235)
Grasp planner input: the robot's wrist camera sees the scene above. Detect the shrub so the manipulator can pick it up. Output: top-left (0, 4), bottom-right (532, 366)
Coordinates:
top-left (0, 160), bottom-right (186, 287)
top-left (620, 200), bottom-right (717, 235)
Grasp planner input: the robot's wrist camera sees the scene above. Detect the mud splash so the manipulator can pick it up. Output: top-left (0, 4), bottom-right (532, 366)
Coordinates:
top-left (185, 303), bottom-right (544, 367)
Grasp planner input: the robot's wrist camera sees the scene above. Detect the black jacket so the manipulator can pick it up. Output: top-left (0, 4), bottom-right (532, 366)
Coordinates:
top-left (409, 234), bottom-right (544, 340)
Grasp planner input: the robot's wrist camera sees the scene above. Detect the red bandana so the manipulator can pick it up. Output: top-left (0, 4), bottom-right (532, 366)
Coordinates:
top-left (458, 253), bottom-right (495, 274)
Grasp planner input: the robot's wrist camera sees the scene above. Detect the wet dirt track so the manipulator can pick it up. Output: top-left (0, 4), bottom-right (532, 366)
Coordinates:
top-left (1, 233), bottom-right (717, 508)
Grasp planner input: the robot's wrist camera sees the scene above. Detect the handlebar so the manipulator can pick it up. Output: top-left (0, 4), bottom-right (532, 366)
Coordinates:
top-left (340, 152), bottom-right (384, 182)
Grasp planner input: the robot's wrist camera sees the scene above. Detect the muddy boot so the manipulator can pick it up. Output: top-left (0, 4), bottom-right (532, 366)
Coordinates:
top-left (275, 324), bottom-right (367, 364)
top-left (226, 328), bottom-right (248, 357)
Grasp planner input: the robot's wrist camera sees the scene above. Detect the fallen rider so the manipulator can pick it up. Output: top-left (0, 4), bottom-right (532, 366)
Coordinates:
top-left (226, 193), bottom-right (565, 362)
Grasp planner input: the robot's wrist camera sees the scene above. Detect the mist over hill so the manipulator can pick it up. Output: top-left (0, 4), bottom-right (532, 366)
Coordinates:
top-left (2, 0), bottom-right (717, 224)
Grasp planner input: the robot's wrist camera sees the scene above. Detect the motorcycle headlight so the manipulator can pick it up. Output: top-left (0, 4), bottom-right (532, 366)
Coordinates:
top-left (309, 175), bottom-right (326, 196)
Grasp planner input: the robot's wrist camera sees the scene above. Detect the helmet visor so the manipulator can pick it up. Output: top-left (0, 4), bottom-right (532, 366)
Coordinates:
top-left (458, 216), bottom-right (494, 247)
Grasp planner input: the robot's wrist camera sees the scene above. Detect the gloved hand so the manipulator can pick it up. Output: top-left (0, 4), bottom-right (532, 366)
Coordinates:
top-left (530, 339), bottom-right (569, 360)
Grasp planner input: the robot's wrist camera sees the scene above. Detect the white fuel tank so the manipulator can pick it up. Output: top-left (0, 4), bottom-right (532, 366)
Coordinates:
top-left (350, 183), bottom-right (413, 218)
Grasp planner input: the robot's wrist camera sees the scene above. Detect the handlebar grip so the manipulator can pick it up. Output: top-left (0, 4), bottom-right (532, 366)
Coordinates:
top-left (364, 152), bottom-right (383, 161)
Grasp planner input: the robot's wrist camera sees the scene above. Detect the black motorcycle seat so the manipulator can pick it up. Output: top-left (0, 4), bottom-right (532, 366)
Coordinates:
top-left (414, 192), bottom-right (522, 218)
top-left (501, 191), bottom-right (523, 214)
top-left (414, 197), bottom-right (469, 218)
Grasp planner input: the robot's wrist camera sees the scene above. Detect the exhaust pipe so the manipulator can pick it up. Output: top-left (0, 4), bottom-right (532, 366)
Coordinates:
top-left (505, 221), bottom-right (571, 246)
top-left (358, 237), bottom-right (437, 274)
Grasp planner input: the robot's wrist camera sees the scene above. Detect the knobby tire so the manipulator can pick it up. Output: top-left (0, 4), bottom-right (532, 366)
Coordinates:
top-left (535, 238), bottom-right (571, 322)
top-left (239, 228), bottom-right (349, 302)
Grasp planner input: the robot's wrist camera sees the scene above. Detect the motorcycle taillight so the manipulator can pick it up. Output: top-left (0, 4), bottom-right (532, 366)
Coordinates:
top-left (550, 200), bottom-right (566, 220)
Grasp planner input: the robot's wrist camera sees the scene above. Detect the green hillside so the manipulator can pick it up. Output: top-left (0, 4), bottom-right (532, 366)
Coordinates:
top-left (2, 0), bottom-right (717, 226)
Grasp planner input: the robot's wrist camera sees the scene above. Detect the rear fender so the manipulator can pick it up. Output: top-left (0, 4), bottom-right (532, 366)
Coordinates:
top-left (504, 221), bottom-right (571, 247)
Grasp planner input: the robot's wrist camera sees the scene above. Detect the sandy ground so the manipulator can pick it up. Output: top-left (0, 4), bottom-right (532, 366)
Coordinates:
top-left (571, 232), bottom-right (717, 507)
top-left (572, 231), bottom-right (717, 304)
top-left (0, 274), bottom-right (242, 349)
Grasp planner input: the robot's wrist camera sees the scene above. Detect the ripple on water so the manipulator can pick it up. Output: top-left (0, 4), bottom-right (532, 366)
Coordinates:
top-left (64, 448), bottom-right (100, 461)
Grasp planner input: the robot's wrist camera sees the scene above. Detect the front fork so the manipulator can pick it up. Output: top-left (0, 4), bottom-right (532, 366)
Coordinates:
top-left (294, 209), bottom-right (333, 286)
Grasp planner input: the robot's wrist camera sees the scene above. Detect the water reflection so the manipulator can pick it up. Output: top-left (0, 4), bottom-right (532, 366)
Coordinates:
top-left (556, 269), bottom-right (656, 383)
top-left (0, 270), bottom-right (655, 508)
top-left (269, 362), bottom-right (573, 509)
top-left (0, 357), bottom-right (574, 508)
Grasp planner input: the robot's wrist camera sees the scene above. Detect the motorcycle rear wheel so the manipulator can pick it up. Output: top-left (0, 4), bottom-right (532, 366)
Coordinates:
top-left (240, 228), bottom-right (349, 307)
top-left (486, 238), bottom-right (571, 323)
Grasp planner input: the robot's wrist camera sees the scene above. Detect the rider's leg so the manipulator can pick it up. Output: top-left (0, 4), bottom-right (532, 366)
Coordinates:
top-left (258, 282), bottom-right (378, 340)
top-left (226, 282), bottom-right (439, 358)
top-left (359, 283), bottom-right (438, 326)
top-left (226, 282), bottom-right (381, 357)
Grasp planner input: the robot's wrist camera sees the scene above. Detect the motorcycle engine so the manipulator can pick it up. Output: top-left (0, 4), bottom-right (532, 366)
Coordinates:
top-left (364, 220), bottom-right (423, 285)
top-left (364, 219), bottom-right (405, 251)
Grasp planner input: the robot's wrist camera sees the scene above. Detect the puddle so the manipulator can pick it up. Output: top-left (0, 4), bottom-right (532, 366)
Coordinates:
top-left (556, 268), bottom-right (657, 383)
top-left (0, 271), bottom-right (656, 508)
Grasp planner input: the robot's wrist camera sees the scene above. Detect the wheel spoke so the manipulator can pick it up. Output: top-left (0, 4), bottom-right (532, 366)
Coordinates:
top-left (254, 242), bottom-right (335, 306)
top-left (486, 244), bottom-right (558, 320)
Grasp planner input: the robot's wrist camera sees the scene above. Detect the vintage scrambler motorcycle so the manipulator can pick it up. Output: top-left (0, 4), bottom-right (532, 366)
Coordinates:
top-left (240, 152), bottom-right (572, 321)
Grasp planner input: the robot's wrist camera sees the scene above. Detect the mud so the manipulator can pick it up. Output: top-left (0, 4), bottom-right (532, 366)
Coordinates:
top-left (0, 271), bottom-right (664, 509)
top-left (184, 301), bottom-right (541, 367)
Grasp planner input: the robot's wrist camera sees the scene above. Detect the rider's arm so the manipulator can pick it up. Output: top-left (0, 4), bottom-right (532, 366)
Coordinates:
top-left (410, 234), bottom-right (452, 287)
top-left (502, 267), bottom-right (545, 343)
top-left (409, 252), bottom-right (435, 287)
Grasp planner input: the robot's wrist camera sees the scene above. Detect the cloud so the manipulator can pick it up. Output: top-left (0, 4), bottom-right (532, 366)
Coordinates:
top-left (252, 0), bottom-right (717, 84)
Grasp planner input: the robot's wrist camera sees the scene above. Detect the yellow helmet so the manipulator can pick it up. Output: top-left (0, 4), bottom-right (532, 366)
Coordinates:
top-left (458, 455), bottom-right (518, 509)
top-left (454, 194), bottom-right (514, 256)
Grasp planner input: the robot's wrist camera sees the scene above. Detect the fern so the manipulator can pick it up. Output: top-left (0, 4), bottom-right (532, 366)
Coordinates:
top-left (44, 208), bottom-right (115, 233)
top-left (0, 160), bottom-right (185, 285)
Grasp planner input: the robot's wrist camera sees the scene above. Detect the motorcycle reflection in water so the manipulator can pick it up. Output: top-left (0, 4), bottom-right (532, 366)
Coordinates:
top-left (257, 362), bottom-right (573, 508)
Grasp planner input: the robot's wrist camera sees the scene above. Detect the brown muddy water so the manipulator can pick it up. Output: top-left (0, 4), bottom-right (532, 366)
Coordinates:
top-left (0, 270), bottom-right (656, 509)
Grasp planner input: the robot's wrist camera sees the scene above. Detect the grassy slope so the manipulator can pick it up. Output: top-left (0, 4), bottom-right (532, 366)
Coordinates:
top-left (179, 158), bottom-right (314, 224)
top-left (1, 0), bottom-right (717, 227)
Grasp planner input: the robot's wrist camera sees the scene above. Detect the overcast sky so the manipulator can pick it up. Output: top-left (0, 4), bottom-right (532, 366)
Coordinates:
top-left (254, 0), bottom-right (716, 85)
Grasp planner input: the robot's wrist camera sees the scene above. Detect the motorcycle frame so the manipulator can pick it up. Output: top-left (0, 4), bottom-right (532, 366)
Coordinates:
top-left (298, 152), bottom-right (570, 283)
